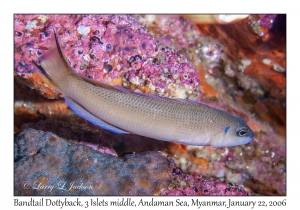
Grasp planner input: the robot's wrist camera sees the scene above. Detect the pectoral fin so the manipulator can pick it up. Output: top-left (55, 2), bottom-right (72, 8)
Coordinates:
top-left (64, 97), bottom-right (129, 134)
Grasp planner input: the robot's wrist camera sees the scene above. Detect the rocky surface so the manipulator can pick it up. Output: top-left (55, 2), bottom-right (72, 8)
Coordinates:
top-left (14, 14), bottom-right (286, 195)
top-left (161, 167), bottom-right (250, 196)
top-left (14, 129), bottom-right (174, 195)
top-left (14, 128), bottom-right (251, 196)
top-left (14, 14), bottom-right (199, 99)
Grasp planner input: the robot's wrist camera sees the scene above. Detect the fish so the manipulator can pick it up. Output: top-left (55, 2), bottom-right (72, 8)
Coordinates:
top-left (34, 30), bottom-right (254, 148)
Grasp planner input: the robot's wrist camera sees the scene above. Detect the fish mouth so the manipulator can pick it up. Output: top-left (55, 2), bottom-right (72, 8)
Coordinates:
top-left (245, 136), bottom-right (254, 144)
top-left (247, 129), bottom-right (254, 143)
top-left (244, 132), bottom-right (254, 145)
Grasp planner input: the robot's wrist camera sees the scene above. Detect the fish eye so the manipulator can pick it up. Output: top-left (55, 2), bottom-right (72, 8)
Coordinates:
top-left (236, 127), bottom-right (248, 137)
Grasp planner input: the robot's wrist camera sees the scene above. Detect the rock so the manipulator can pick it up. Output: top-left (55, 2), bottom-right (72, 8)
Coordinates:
top-left (14, 129), bottom-right (174, 195)
top-left (14, 14), bottom-right (199, 99)
top-left (161, 167), bottom-right (250, 196)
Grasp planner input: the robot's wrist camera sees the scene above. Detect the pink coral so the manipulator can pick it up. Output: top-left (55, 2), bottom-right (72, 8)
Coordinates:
top-left (161, 167), bottom-right (250, 196)
top-left (14, 14), bottom-right (199, 99)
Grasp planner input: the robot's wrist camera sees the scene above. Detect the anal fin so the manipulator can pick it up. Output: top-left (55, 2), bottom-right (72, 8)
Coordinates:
top-left (64, 97), bottom-right (129, 134)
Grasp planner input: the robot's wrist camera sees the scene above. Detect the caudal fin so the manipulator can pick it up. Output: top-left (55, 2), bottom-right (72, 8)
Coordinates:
top-left (34, 29), bottom-right (74, 89)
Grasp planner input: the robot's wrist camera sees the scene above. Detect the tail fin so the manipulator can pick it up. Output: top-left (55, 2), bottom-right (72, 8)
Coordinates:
top-left (32, 60), bottom-right (59, 90)
top-left (34, 29), bottom-right (74, 89)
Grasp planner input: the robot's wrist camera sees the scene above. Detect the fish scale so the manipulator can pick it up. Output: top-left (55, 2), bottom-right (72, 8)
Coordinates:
top-left (37, 30), bottom-right (254, 148)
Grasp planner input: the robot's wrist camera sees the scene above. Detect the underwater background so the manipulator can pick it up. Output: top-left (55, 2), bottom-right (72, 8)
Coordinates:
top-left (14, 14), bottom-right (286, 196)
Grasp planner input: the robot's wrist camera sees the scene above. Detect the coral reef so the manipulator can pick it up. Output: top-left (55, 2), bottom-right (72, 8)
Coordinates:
top-left (14, 14), bottom-right (199, 99)
top-left (14, 129), bottom-right (174, 195)
top-left (161, 167), bottom-right (250, 196)
top-left (14, 14), bottom-right (286, 196)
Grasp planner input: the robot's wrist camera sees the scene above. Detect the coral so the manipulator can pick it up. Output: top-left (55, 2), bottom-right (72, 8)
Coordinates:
top-left (160, 167), bottom-right (250, 196)
top-left (14, 129), bottom-right (174, 195)
top-left (225, 130), bottom-right (286, 195)
top-left (258, 14), bottom-right (277, 29)
top-left (248, 14), bottom-right (278, 36)
top-left (14, 14), bottom-right (199, 99)
top-left (136, 14), bottom-right (285, 110)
